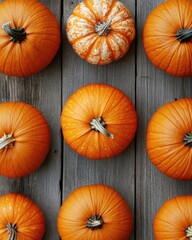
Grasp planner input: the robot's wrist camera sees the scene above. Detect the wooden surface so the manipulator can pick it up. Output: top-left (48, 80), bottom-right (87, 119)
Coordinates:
top-left (0, 0), bottom-right (191, 239)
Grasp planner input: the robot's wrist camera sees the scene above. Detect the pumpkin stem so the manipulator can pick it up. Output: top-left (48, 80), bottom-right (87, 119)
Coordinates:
top-left (6, 223), bottom-right (17, 240)
top-left (2, 22), bottom-right (26, 43)
top-left (186, 226), bottom-right (192, 239)
top-left (86, 215), bottom-right (104, 230)
top-left (90, 117), bottom-right (113, 139)
top-left (0, 133), bottom-right (15, 150)
top-left (95, 20), bottom-right (112, 36)
top-left (176, 28), bottom-right (192, 43)
top-left (184, 132), bottom-right (192, 147)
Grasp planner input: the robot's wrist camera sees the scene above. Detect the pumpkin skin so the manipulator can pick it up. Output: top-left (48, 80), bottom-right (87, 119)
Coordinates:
top-left (61, 84), bottom-right (137, 159)
top-left (146, 98), bottom-right (192, 180)
top-left (143, 0), bottom-right (192, 77)
top-left (57, 184), bottom-right (133, 240)
top-left (0, 193), bottom-right (45, 240)
top-left (0, 102), bottom-right (50, 178)
top-left (154, 196), bottom-right (192, 240)
top-left (66, 0), bottom-right (135, 65)
top-left (0, 0), bottom-right (60, 77)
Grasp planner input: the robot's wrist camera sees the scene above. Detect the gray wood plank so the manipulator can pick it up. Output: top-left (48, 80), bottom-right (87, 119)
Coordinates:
top-left (136, 0), bottom-right (192, 239)
top-left (62, 0), bottom-right (136, 239)
top-left (0, 0), bottom-right (62, 239)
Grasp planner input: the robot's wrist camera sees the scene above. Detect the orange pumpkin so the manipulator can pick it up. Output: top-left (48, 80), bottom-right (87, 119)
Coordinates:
top-left (66, 0), bottom-right (135, 65)
top-left (57, 184), bottom-right (133, 240)
top-left (146, 98), bottom-right (192, 180)
top-left (0, 102), bottom-right (50, 178)
top-left (0, 0), bottom-right (60, 77)
top-left (154, 196), bottom-right (192, 240)
top-left (143, 0), bottom-right (192, 77)
top-left (61, 84), bottom-right (137, 159)
top-left (0, 193), bottom-right (45, 239)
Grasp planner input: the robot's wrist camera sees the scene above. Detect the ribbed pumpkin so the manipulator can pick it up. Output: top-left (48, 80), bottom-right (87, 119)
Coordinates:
top-left (57, 184), bottom-right (133, 240)
top-left (61, 84), bottom-right (137, 159)
top-left (154, 196), bottom-right (192, 240)
top-left (143, 0), bottom-right (192, 77)
top-left (0, 102), bottom-right (50, 178)
top-left (66, 0), bottom-right (135, 65)
top-left (0, 0), bottom-right (60, 77)
top-left (0, 193), bottom-right (45, 240)
top-left (146, 98), bottom-right (192, 180)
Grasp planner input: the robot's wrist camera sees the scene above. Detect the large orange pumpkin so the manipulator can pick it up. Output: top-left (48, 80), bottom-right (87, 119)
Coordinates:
top-left (66, 0), bottom-right (135, 65)
top-left (61, 84), bottom-right (137, 159)
top-left (143, 0), bottom-right (192, 77)
top-left (146, 98), bottom-right (192, 180)
top-left (0, 193), bottom-right (45, 239)
top-left (0, 0), bottom-right (60, 77)
top-left (57, 184), bottom-right (133, 240)
top-left (0, 102), bottom-right (50, 178)
top-left (154, 196), bottom-right (192, 240)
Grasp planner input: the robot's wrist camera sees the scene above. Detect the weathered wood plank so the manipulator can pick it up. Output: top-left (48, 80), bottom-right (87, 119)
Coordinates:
top-left (136, 0), bottom-right (192, 239)
top-left (0, 0), bottom-right (62, 239)
top-left (62, 0), bottom-right (136, 239)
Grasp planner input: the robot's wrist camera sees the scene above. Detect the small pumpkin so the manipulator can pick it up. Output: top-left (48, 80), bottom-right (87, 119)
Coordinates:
top-left (66, 0), bottom-right (135, 65)
top-left (0, 0), bottom-right (60, 77)
top-left (154, 196), bottom-right (192, 240)
top-left (146, 98), bottom-right (192, 180)
top-left (0, 102), bottom-right (50, 178)
top-left (143, 0), bottom-right (192, 77)
top-left (0, 193), bottom-right (45, 240)
top-left (61, 83), bottom-right (137, 159)
top-left (57, 184), bottom-right (133, 240)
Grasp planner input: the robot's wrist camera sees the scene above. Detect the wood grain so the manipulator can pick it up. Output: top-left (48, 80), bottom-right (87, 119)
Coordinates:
top-left (0, 0), bottom-right (62, 239)
top-left (0, 0), bottom-right (191, 239)
top-left (136, 0), bottom-right (192, 239)
top-left (62, 0), bottom-right (136, 239)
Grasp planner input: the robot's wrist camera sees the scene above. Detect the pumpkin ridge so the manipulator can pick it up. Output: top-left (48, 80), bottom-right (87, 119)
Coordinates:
top-left (85, 36), bottom-right (101, 62)
top-left (64, 129), bottom-right (92, 145)
top-left (147, 142), bottom-right (183, 152)
top-left (100, 87), bottom-right (121, 115)
top-left (170, 101), bottom-right (191, 133)
top-left (178, 99), bottom-right (192, 130)
top-left (72, 12), bottom-right (96, 26)
top-left (155, 109), bottom-right (186, 134)
top-left (176, 0), bottom-right (185, 28)
top-left (84, 0), bottom-right (98, 20)
top-left (103, 94), bottom-right (129, 117)
top-left (148, 118), bottom-right (182, 135)
top-left (179, 151), bottom-right (192, 179)
top-left (105, 36), bottom-right (115, 59)
top-left (108, 33), bottom-right (124, 56)
top-left (71, 32), bottom-right (97, 46)
top-left (155, 147), bottom-right (188, 170)
top-left (175, 197), bottom-right (189, 224)
top-left (110, 29), bottom-right (131, 43)
top-left (2, 44), bottom-right (15, 75)
top-left (166, 45), bottom-right (183, 76)
top-left (104, 0), bottom-right (118, 21)
top-left (109, 7), bottom-right (132, 25)
top-left (22, 7), bottom-right (52, 24)
top-left (162, 1), bottom-right (180, 29)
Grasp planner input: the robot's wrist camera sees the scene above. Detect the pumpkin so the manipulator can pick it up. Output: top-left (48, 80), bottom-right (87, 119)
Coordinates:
top-left (66, 0), bottom-right (135, 65)
top-left (0, 193), bottom-right (45, 239)
top-left (153, 196), bottom-right (192, 240)
top-left (0, 102), bottom-right (50, 178)
top-left (57, 184), bottom-right (133, 240)
top-left (146, 98), bottom-right (192, 180)
top-left (61, 83), bottom-right (137, 159)
top-left (0, 0), bottom-right (60, 77)
top-left (143, 0), bottom-right (192, 77)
